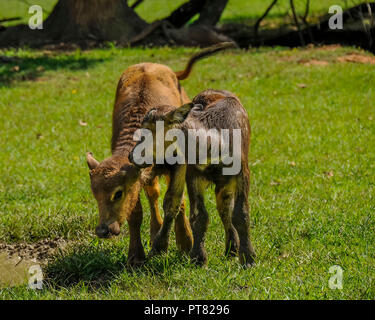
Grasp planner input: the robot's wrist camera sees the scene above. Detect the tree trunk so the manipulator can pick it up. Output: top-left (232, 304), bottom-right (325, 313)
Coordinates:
top-left (165, 0), bottom-right (228, 28)
top-left (165, 0), bottom-right (206, 28)
top-left (194, 0), bottom-right (228, 26)
top-left (0, 0), bottom-right (148, 47)
top-left (159, 0), bottom-right (231, 47)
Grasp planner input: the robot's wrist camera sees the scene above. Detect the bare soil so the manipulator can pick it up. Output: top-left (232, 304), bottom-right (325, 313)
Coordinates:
top-left (0, 238), bottom-right (67, 264)
top-left (0, 238), bottom-right (68, 288)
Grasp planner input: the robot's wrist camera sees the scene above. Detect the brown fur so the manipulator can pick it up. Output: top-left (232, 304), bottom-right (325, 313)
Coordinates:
top-left (86, 45), bottom-right (233, 266)
top-left (132, 90), bottom-right (256, 267)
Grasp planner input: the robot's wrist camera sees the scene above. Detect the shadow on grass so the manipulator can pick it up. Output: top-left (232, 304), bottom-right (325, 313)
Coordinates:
top-left (0, 54), bottom-right (106, 87)
top-left (44, 242), bottom-right (190, 290)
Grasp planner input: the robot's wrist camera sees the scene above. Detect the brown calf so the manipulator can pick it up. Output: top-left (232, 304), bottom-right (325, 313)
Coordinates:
top-left (130, 89), bottom-right (256, 267)
top-left (86, 44), bottom-right (235, 266)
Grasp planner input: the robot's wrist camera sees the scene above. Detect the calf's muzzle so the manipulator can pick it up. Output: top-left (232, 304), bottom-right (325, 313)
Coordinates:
top-left (95, 221), bottom-right (121, 238)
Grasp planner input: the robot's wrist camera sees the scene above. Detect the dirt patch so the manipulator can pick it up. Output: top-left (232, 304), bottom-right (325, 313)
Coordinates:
top-left (0, 238), bottom-right (67, 264)
top-left (0, 253), bottom-right (36, 288)
top-left (316, 44), bottom-right (343, 52)
top-left (0, 238), bottom-right (68, 288)
top-left (278, 47), bottom-right (375, 67)
top-left (33, 76), bottom-right (49, 82)
top-left (337, 53), bottom-right (375, 65)
top-left (298, 59), bottom-right (330, 66)
top-left (278, 54), bottom-right (332, 65)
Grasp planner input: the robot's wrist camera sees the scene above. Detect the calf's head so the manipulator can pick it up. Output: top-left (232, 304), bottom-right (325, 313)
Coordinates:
top-left (86, 152), bottom-right (140, 238)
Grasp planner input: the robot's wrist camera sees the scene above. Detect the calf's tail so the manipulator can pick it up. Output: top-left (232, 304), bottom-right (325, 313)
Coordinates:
top-left (175, 42), bottom-right (237, 81)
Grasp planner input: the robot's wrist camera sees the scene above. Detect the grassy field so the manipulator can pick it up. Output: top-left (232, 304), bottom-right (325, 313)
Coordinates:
top-left (0, 43), bottom-right (374, 299)
top-left (0, 0), bottom-right (374, 301)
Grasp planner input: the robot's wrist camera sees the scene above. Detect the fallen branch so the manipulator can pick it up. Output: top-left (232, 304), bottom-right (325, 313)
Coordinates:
top-left (127, 20), bottom-right (163, 45)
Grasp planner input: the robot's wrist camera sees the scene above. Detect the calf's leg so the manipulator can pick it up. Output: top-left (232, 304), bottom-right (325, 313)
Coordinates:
top-left (126, 198), bottom-right (146, 266)
top-left (149, 165), bottom-right (187, 256)
top-left (165, 175), bottom-right (193, 254)
top-left (187, 175), bottom-right (209, 266)
top-left (144, 176), bottom-right (163, 244)
top-left (232, 175), bottom-right (256, 268)
top-left (215, 179), bottom-right (240, 257)
top-left (174, 199), bottom-right (193, 253)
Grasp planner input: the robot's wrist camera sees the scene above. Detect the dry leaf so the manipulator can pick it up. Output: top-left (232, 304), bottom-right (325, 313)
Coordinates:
top-left (79, 120), bottom-right (87, 126)
top-left (270, 180), bottom-right (281, 186)
top-left (278, 252), bottom-right (290, 260)
top-left (252, 159), bottom-right (261, 166)
top-left (297, 83), bottom-right (307, 88)
top-left (289, 161), bottom-right (296, 167)
top-left (324, 171), bottom-right (334, 177)
top-left (12, 65), bottom-right (20, 72)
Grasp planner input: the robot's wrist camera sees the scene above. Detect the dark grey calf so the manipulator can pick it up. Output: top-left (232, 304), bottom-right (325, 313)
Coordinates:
top-left (130, 89), bottom-right (256, 267)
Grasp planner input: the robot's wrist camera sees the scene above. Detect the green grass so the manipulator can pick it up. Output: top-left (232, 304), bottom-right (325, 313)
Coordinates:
top-left (0, 44), bottom-right (374, 299)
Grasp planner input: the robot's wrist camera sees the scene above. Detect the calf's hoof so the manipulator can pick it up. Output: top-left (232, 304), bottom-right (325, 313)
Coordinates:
top-left (225, 240), bottom-right (239, 258)
top-left (190, 250), bottom-right (207, 267)
top-left (148, 237), bottom-right (169, 258)
top-left (239, 250), bottom-right (256, 268)
top-left (127, 254), bottom-right (146, 267)
top-left (224, 229), bottom-right (240, 258)
top-left (226, 248), bottom-right (238, 258)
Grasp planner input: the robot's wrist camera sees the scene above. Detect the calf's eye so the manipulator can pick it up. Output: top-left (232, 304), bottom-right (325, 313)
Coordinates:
top-left (113, 190), bottom-right (123, 201)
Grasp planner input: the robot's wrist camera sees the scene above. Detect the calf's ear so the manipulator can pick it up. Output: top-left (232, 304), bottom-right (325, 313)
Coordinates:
top-left (168, 103), bottom-right (194, 124)
top-left (86, 152), bottom-right (99, 170)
